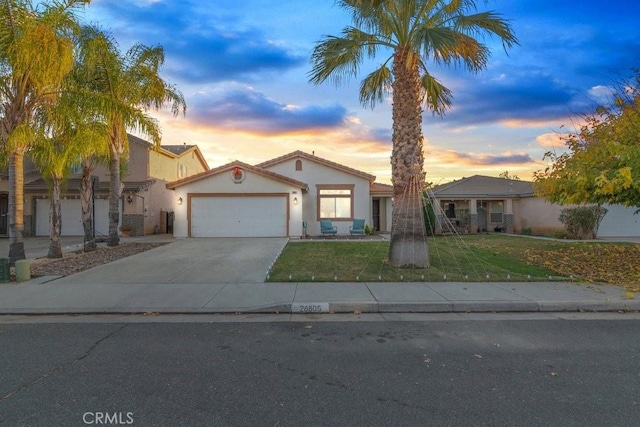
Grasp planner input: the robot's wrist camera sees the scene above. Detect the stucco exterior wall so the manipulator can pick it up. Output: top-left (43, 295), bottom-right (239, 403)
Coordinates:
top-left (513, 197), bottom-right (564, 234)
top-left (172, 170), bottom-right (302, 238)
top-left (149, 148), bottom-right (206, 182)
top-left (263, 158), bottom-right (371, 235)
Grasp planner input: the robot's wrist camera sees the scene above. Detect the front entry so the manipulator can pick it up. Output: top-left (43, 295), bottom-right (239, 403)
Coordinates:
top-left (372, 198), bottom-right (380, 231)
top-left (0, 194), bottom-right (7, 235)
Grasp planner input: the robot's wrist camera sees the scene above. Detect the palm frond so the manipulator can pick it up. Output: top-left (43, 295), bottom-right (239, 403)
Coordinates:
top-left (421, 72), bottom-right (453, 116)
top-left (455, 11), bottom-right (519, 51)
top-left (359, 64), bottom-right (393, 109)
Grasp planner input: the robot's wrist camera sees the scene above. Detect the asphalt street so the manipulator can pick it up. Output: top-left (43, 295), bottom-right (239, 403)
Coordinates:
top-left (1, 315), bottom-right (639, 426)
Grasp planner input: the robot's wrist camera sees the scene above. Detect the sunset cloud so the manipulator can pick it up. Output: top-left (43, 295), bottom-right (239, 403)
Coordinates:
top-left (86, 0), bottom-right (640, 184)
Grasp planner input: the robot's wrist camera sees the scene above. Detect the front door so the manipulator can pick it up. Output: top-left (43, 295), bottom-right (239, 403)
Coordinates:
top-left (0, 194), bottom-right (7, 235)
top-left (372, 199), bottom-right (380, 231)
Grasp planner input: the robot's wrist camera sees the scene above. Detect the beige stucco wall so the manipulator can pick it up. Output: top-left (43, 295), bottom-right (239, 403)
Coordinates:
top-left (513, 197), bottom-right (564, 234)
top-left (172, 170), bottom-right (302, 238)
top-left (149, 148), bottom-right (206, 181)
top-left (263, 158), bottom-right (371, 235)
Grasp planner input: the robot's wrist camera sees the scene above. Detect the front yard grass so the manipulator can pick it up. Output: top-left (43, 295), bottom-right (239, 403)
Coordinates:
top-left (267, 234), bottom-right (640, 290)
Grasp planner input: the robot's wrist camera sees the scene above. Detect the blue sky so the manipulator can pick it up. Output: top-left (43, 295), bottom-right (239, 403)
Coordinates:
top-left (82, 0), bottom-right (640, 184)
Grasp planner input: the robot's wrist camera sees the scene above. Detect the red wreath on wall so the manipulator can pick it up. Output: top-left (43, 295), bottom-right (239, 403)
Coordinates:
top-left (232, 166), bottom-right (245, 183)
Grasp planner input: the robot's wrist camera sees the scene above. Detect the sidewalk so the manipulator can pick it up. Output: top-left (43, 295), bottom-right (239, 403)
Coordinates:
top-left (0, 279), bottom-right (638, 315)
top-left (0, 235), bottom-right (638, 316)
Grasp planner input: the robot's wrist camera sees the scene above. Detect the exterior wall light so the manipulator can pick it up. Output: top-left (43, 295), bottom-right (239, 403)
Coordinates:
top-left (177, 197), bottom-right (183, 205)
top-left (126, 195), bottom-right (133, 204)
top-left (293, 197), bottom-right (298, 205)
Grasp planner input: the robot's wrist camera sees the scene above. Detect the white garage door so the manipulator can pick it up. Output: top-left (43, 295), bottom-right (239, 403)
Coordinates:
top-left (190, 196), bottom-right (287, 237)
top-left (36, 199), bottom-right (110, 236)
top-left (598, 204), bottom-right (640, 237)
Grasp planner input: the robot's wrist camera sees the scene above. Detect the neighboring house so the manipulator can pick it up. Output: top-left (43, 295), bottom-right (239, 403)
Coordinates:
top-left (431, 175), bottom-right (640, 238)
top-left (166, 151), bottom-right (393, 238)
top-left (432, 175), bottom-right (548, 234)
top-left (22, 134), bottom-right (209, 237)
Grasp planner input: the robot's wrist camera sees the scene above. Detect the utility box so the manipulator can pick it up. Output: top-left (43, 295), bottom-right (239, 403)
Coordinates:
top-left (0, 258), bottom-right (9, 282)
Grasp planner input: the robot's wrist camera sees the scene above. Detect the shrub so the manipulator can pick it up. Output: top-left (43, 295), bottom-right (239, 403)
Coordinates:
top-left (520, 227), bottom-right (532, 235)
top-left (364, 224), bottom-right (372, 235)
top-left (422, 193), bottom-right (437, 236)
top-left (558, 206), bottom-right (608, 239)
top-left (550, 230), bottom-right (570, 239)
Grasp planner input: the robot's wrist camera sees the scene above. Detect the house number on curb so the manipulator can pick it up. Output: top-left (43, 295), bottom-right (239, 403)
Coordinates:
top-left (291, 303), bottom-right (329, 313)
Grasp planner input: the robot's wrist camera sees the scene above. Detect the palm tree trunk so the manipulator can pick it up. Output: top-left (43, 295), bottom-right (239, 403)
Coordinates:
top-left (48, 178), bottom-right (63, 258)
top-left (107, 148), bottom-right (120, 247)
top-left (80, 162), bottom-right (96, 250)
top-left (388, 48), bottom-right (429, 268)
top-left (8, 150), bottom-right (26, 265)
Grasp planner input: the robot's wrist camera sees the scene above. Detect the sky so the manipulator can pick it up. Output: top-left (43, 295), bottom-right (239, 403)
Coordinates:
top-left (82, 0), bottom-right (640, 185)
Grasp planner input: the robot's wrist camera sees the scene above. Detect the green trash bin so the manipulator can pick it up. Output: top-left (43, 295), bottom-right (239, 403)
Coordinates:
top-left (0, 258), bottom-right (10, 282)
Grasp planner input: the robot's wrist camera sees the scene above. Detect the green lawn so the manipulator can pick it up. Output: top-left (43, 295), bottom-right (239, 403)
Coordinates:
top-left (267, 234), bottom-right (564, 282)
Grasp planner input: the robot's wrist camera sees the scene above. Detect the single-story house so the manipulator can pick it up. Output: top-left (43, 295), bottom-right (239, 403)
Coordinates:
top-left (166, 151), bottom-right (393, 238)
top-left (21, 134), bottom-right (209, 237)
top-left (432, 175), bottom-right (640, 238)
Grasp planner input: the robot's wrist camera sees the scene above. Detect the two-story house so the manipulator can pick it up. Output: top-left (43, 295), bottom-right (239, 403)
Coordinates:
top-left (23, 134), bottom-right (209, 237)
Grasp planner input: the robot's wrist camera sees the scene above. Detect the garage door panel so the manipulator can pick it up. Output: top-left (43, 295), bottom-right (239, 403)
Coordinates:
top-left (599, 204), bottom-right (640, 237)
top-left (36, 198), bottom-right (110, 236)
top-left (190, 196), bottom-right (287, 237)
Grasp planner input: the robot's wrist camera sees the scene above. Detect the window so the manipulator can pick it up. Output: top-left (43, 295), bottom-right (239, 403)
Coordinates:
top-left (490, 201), bottom-right (503, 223)
top-left (317, 185), bottom-right (353, 220)
top-left (295, 159), bottom-right (302, 171)
top-left (445, 203), bottom-right (456, 219)
top-left (177, 163), bottom-right (187, 178)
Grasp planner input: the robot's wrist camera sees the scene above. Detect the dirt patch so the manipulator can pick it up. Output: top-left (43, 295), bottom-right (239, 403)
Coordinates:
top-left (27, 242), bottom-right (169, 278)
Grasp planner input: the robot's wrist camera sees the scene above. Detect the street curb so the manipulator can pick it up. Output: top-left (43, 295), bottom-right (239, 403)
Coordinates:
top-left (2, 300), bottom-right (639, 316)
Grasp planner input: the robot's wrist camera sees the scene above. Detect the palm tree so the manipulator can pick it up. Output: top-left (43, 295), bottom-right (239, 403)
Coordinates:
top-left (30, 76), bottom-right (110, 257)
top-left (76, 27), bottom-right (186, 246)
top-left (0, 0), bottom-right (87, 263)
top-left (309, 0), bottom-right (517, 267)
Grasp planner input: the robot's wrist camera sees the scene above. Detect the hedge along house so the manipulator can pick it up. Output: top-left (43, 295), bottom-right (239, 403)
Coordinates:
top-left (431, 175), bottom-right (561, 234)
top-left (166, 151), bottom-right (393, 238)
top-left (23, 134), bottom-right (209, 237)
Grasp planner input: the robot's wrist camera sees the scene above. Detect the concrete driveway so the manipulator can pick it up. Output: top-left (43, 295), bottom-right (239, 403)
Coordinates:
top-left (49, 238), bottom-right (288, 285)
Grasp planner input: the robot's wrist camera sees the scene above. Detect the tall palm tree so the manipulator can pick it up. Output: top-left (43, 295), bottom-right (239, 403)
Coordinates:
top-left (309, 0), bottom-right (517, 267)
top-left (0, 0), bottom-right (88, 263)
top-left (77, 27), bottom-right (186, 246)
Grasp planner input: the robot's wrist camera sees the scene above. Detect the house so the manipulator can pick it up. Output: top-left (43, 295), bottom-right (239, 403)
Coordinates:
top-left (22, 134), bottom-right (209, 237)
top-left (431, 175), bottom-right (640, 238)
top-left (431, 175), bottom-right (544, 234)
top-left (166, 151), bottom-right (393, 238)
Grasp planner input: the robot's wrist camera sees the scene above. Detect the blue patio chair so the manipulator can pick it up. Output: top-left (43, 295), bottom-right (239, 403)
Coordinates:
top-left (320, 219), bottom-right (338, 236)
top-left (349, 219), bottom-right (365, 235)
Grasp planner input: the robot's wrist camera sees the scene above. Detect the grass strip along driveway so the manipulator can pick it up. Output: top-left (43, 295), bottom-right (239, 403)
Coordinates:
top-left (268, 235), bottom-right (639, 291)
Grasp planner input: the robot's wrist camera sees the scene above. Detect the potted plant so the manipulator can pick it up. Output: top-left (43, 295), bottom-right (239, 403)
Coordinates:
top-left (120, 224), bottom-right (132, 237)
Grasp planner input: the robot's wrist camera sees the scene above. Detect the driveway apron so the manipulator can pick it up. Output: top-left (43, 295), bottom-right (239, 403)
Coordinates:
top-left (49, 238), bottom-right (288, 284)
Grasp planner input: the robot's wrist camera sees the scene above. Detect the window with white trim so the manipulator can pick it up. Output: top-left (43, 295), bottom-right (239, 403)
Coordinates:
top-left (177, 163), bottom-right (187, 178)
top-left (490, 201), bottom-right (503, 223)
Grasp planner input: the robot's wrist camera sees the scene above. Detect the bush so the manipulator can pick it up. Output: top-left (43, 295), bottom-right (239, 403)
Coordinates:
top-left (422, 195), bottom-right (437, 236)
top-left (558, 206), bottom-right (608, 239)
top-left (520, 227), bottom-right (532, 235)
top-left (550, 230), bottom-right (570, 239)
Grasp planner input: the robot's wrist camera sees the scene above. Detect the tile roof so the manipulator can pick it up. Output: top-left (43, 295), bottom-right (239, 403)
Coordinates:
top-left (432, 175), bottom-right (535, 198)
top-left (370, 182), bottom-right (393, 195)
